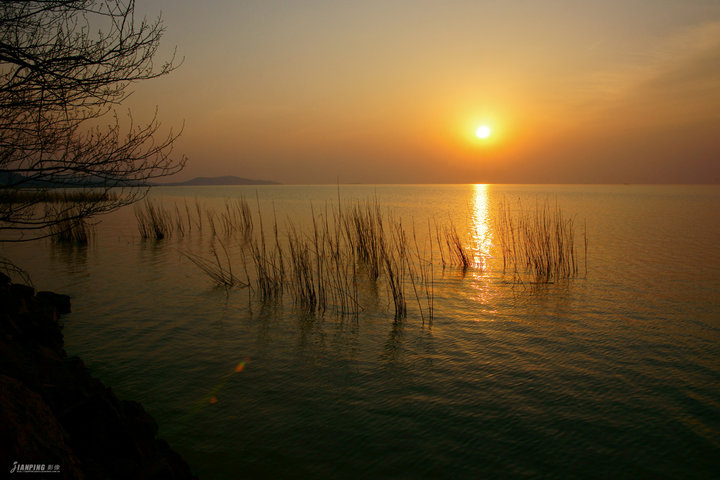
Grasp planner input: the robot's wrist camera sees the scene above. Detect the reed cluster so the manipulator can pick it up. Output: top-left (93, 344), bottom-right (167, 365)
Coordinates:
top-left (343, 201), bottom-right (385, 280)
top-left (430, 219), bottom-right (473, 271)
top-left (495, 198), bottom-right (586, 282)
top-left (254, 204), bottom-right (361, 316)
top-left (247, 207), bottom-right (285, 301)
top-left (382, 221), bottom-right (408, 318)
top-left (0, 188), bottom-right (116, 204)
top-left (47, 207), bottom-right (92, 244)
top-left (181, 198), bottom-right (440, 320)
top-left (182, 238), bottom-right (242, 289)
top-left (134, 197), bottom-right (253, 240)
top-left (444, 223), bottom-right (471, 270)
top-left (276, 202), bottom-right (439, 320)
top-left (340, 203), bottom-right (440, 320)
top-left (142, 193), bottom-right (587, 319)
top-left (134, 200), bottom-right (171, 239)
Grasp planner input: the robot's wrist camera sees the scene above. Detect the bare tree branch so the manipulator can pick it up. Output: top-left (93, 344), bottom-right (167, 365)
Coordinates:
top-left (0, 0), bottom-right (186, 242)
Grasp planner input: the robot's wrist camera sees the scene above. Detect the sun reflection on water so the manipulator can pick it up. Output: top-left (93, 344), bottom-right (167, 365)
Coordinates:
top-left (469, 184), bottom-right (496, 309)
top-left (471, 184), bottom-right (493, 269)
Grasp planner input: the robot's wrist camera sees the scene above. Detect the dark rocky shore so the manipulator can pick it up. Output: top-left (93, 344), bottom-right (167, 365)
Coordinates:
top-left (0, 275), bottom-right (197, 479)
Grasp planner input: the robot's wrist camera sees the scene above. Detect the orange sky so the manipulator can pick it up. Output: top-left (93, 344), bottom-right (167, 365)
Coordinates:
top-left (130, 0), bottom-right (720, 184)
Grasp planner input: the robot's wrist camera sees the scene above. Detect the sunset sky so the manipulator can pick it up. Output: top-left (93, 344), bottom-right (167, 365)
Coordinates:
top-left (131, 0), bottom-right (720, 184)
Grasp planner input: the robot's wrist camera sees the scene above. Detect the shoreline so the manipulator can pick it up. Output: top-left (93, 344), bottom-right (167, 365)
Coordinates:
top-left (0, 275), bottom-right (197, 479)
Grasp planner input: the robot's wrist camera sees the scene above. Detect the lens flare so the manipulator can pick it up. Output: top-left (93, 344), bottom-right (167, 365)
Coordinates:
top-left (201, 358), bottom-right (250, 408)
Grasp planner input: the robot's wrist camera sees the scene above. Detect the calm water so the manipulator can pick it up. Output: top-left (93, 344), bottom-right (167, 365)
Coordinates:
top-left (4, 184), bottom-right (720, 479)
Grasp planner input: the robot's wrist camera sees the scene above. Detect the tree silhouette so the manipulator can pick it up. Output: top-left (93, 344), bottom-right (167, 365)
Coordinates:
top-left (0, 0), bottom-right (185, 242)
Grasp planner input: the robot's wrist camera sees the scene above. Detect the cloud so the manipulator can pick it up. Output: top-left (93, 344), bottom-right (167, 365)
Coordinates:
top-left (588, 21), bottom-right (720, 128)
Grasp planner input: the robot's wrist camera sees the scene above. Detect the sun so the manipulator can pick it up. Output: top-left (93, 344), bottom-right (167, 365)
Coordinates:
top-left (475, 125), bottom-right (491, 139)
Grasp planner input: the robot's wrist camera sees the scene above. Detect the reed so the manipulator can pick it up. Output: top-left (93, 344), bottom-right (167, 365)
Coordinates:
top-left (48, 208), bottom-right (92, 244)
top-left (323, 204), bottom-right (360, 316)
top-left (583, 220), bottom-right (588, 277)
top-left (183, 238), bottom-right (243, 288)
top-left (212, 198), bottom-right (251, 236)
top-left (495, 198), bottom-right (586, 282)
top-left (125, 196), bottom-right (585, 320)
top-left (134, 199), bottom-right (172, 239)
top-left (382, 220), bottom-right (408, 318)
top-left (287, 224), bottom-right (318, 311)
top-left (173, 203), bottom-right (186, 236)
top-left (206, 208), bottom-right (217, 236)
top-left (310, 207), bottom-right (327, 310)
top-left (444, 221), bottom-right (471, 270)
top-left (409, 220), bottom-right (434, 323)
top-left (406, 224), bottom-right (424, 323)
top-left (210, 197), bottom-right (430, 318)
top-left (343, 200), bottom-right (385, 280)
top-left (427, 220), bottom-right (434, 320)
top-left (134, 197), bottom-right (256, 240)
top-left (247, 196), bottom-right (284, 301)
top-left (126, 192), bottom-right (591, 320)
top-left (237, 198), bottom-right (255, 236)
top-left (433, 219), bottom-right (447, 268)
top-left (183, 200), bottom-right (194, 232)
top-left (1, 188), bottom-right (117, 204)
top-left (194, 198), bottom-right (203, 232)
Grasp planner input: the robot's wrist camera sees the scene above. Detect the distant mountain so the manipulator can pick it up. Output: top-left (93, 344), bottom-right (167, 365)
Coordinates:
top-left (159, 176), bottom-right (280, 186)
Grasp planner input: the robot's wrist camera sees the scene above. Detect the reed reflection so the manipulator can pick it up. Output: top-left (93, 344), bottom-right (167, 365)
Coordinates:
top-left (50, 242), bottom-right (88, 271)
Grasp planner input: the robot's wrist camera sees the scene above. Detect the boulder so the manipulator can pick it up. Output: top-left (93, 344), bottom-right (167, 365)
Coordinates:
top-left (37, 291), bottom-right (72, 314)
top-left (0, 282), bottom-right (197, 479)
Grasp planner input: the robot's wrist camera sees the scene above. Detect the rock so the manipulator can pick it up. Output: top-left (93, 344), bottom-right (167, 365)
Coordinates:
top-left (37, 291), bottom-right (72, 314)
top-left (0, 374), bottom-right (85, 479)
top-left (9, 282), bottom-right (34, 298)
top-left (0, 283), bottom-right (197, 479)
top-left (1, 283), bottom-right (34, 314)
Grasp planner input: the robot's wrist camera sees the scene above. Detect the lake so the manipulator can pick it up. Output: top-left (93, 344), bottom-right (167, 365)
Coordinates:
top-left (4, 184), bottom-right (720, 479)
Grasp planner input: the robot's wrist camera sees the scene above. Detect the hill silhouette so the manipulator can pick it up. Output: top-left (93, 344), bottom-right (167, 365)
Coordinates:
top-left (159, 176), bottom-right (280, 186)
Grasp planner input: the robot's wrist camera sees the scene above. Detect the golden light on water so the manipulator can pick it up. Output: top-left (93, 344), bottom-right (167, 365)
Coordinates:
top-left (469, 184), bottom-right (496, 308)
top-left (471, 184), bottom-right (493, 269)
